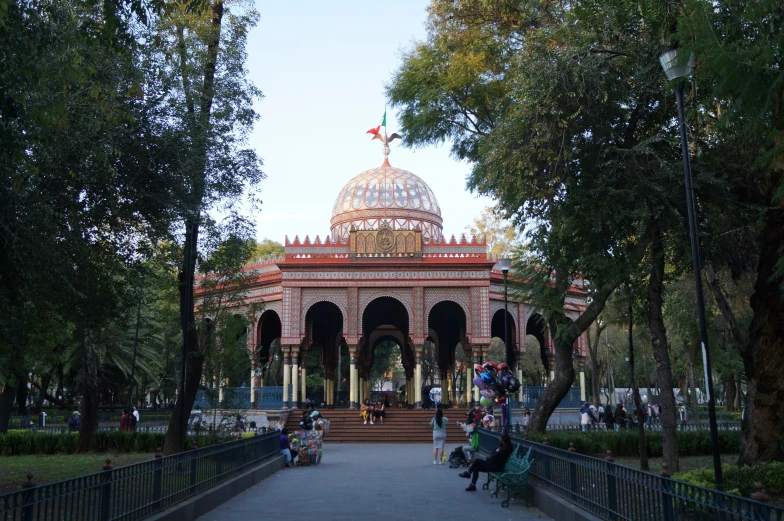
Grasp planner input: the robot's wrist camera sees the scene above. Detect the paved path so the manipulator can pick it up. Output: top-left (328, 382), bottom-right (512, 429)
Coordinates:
top-left (197, 444), bottom-right (551, 521)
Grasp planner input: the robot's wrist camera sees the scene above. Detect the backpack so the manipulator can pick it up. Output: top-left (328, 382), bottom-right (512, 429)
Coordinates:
top-left (299, 416), bottom-right (312, 431)
top-left (448, 447), bottom-right (468, 468)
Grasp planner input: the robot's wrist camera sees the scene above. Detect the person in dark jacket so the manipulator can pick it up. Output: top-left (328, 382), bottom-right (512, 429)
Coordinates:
top-left (604, 406), bottom-right (614, 430)
top-left (614, 404), bottom-right (627, 431)
top-left (459, 434), bottom-right (514, 491)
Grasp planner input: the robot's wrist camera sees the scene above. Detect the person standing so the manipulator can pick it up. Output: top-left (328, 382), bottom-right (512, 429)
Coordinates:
top-left (120, 409), bottom-right (132, 432)
top-left (430, 407), bottom-right (449, 465)
top-left (68, 411), bottom-right (81, 432)
top-left (614, 404), bottom-right (626, 431)
top-left (598, 404), bottom-right (605, 423)
top-left (604, 405), bottom-right (614, 431)
top-left (459, 434), bottom-right (514, 491)
top-left (521, 409), bottom-right (531, 432)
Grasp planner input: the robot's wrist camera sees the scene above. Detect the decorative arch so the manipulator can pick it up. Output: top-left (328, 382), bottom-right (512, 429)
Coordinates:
top-left (424, 289), bottom-right (471, 334)
top-left (300, 289), bottom-right (347, 335)
top-left (358, 288), bottom-right (413, 334)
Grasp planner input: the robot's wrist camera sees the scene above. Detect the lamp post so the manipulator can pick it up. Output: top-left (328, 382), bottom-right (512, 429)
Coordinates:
top-left (498, 257), bottom-right (512, 434)
top-left (660, 48), bottom-right (723, 491)
top-left (127, 268), bottom-right (145, 411)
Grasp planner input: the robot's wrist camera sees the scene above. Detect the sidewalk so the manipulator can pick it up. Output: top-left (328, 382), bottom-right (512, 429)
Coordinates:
top-left (197, 443), bottom-right (551, 521)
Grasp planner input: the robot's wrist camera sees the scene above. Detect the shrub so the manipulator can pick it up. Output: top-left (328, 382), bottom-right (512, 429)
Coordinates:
top-left (516, 430), bottom-right (741, 459)
top-left (675, 462), bottom-right (784, 497)
top-left (0, 431), bottom-right (223, 456)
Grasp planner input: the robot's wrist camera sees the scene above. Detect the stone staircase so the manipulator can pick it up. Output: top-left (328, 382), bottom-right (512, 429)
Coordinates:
top-left (285, 408), bottom-right (470, 444)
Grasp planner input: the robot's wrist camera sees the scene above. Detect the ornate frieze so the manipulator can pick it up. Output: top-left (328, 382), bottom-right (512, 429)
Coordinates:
top-left (424, 288), bottom-right (471, 336)
top-left (299, 288), bottom-right (348, 335)
top-left (281, 270), bottom-right (490, 280)
top-left (358, 288), bottom-right (414, 335)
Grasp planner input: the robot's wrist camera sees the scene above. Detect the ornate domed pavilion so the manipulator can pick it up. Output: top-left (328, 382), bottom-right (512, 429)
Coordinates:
top-left (330, 159), bottom-right (443, 242)
top-left (195, 125), bottom-right (588, 414)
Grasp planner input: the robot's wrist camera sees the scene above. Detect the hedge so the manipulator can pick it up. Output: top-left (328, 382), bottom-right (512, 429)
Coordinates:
top-left (517, 430), bottom-right (742, 458)
top-left (675, 462), bottom-right (784, 498)
top-left (0, 431), bottom-right (222, 456)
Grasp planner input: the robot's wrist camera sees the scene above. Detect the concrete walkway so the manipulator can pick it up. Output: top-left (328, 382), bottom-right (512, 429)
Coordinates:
top-left (197, 443), bottom-right (551, 521)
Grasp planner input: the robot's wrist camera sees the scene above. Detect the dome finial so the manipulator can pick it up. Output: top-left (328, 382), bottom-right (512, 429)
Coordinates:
top-left (365, 109), bottom-right (401, 165)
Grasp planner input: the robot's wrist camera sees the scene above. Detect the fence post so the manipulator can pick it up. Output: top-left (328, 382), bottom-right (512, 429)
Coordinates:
top-left (190, 443), bottom-right (198, 489)
top-left (100, 460), bottom-right (113, 521)
top-left (605, 451), bottom-right (617, 517)
top-left (152, 448), bottom-right (163, 510)
top-left (216, 441), bottom-right (224, 477)
top-left (568, 443), bottom-right (578, 499)
top-left (659, 463), bottom-right (674, 521)
top-left (20, 473), bottom-right (35, 521)
top-left (751, 482), bottom-right (771, 521)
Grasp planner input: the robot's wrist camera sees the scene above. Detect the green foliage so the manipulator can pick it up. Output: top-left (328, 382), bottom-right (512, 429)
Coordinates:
top-left (0, 431), bottom-right (221, 456)
top-left (518, 430), bottom-right (741, 459)
top-left (676, 462), bottom-right (784, 497)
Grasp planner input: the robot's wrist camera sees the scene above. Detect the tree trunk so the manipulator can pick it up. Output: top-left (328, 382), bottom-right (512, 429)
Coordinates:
top-left (163, 217), bottom-right (205, 454)
top-left (529, 267), bottom-right (615, 432)
top-left (30, 382), bottom-right (74, 410)
top-left (77, 330), bottom-right (100, 453)
top-left (725, 376), bottom-right (737, 412)
top-left (0, 383), bottom-right (16, 434)
top-left (739, 177), bottom-right (784, 464)
top-left (628, 299), bottom-right (649, 470)
top-left (647, 213), bottom-right (679, 471)
top-left (33, 374), bottom-right (51, 414)
top-left (586, 321), bottom-right (606, 407)
top-left (15, 374), bottom-right (29, 414)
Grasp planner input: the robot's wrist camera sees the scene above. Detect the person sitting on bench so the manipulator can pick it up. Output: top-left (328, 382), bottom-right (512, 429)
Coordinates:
top-left (459, 433), bottom-right (513, 491)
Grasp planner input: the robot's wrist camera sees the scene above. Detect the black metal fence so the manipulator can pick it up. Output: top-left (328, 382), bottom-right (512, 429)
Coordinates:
top-left (508, 421), bottom-right (742, 434)
top-left (478, 430), bottom-right (784, 521)
top-left (0, 431), bottom-right (281, 521)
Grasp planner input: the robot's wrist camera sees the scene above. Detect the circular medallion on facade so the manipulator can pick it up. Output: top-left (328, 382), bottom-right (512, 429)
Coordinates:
top-left (377, 228), bottom-right (395, 252)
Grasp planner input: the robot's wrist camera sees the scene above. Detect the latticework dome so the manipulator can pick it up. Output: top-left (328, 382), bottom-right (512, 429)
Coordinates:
top-left (330, 161), bottom-right (443, 242)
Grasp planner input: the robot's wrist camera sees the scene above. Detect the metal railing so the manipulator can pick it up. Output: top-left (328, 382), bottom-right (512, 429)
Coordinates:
top-left (0, 431), bottom-right (281, 521)
top-left (507, 421), bottom-right (742, 434)
top-left (522, 386), bottom-right (582, 409)
top-left (478, 430), bottom-right (783, 521)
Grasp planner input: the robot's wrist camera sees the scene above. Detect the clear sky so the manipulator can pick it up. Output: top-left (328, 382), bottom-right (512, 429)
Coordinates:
top-left (244, 1), bottom-right (494, 245)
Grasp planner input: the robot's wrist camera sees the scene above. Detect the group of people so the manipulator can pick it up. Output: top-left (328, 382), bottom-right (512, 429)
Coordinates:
top-left (119, 407), bottom-right (140, 431)
top-left (428, 405), bottom-right (516, 492)
top-left (580, 401), bottom-right (661, 431)
top-left (359, 399), bottom-right (387, 425)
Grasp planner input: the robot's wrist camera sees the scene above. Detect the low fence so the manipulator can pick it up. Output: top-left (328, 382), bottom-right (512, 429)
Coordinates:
top-left (478, 430), bottom-right (783, 521)
top-left (0, 431), bottom-right (281, 521)
top-left (522, 386), bottom-right (582, 409)
top-left (509, 421), bottom-right (742, 434)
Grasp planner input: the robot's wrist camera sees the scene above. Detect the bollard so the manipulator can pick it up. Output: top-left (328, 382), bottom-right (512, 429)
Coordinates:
top-left (568, 444), bottom-right (578, 499)
top-left (751, 482), bottom-right (771, 521)
top-left (100, 460), bottom-right (113, 521)
top-left (605, 451), bottom-right (617, 517)
top-left (660, 463), bottom-right (674, 521)
top-left (21, 473), bottom-right (35, 521)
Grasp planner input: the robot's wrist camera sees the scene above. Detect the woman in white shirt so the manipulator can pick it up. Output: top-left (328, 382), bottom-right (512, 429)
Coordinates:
top-left (430, 408), bottom-right (449, 465)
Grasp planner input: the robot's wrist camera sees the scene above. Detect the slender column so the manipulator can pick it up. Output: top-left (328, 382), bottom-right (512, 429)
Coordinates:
top-left (300, 364), bottom-right (307, 404)
top-left (472, 346), bottom-right (481, 403)
top-left (358, 376), bottom-right (364, 404)
top-left (446, 368), bottom-right (453, 404)
top-left (415, 345), bottom-right (423, 409)
top-left (579, 359), bottom-right (586, 401)
top-left (282, 346), bottom-right (291, 409)
top-left (465, 369), bottom-right (472, 407)
top-left (349, 348), bottom-right (358, 409)
top-left (250, 359), bottom-right (256, 409)
top-left (517, 363), bottom-right (524, 405)
top-left (291, 348), bottom-right (299, 408)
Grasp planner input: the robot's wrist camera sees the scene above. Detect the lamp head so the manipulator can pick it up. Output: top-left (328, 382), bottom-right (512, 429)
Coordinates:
top-left (498, 258), bottom-right (512, 274)
top-left (659, 49), bottom-right (695, 81)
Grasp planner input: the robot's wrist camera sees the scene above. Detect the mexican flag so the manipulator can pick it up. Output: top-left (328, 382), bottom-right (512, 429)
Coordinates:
top-left (366, 110), bottom-right (386, 136)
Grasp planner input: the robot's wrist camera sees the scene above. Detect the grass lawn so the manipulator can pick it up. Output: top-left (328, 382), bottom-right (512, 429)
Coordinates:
top-left (0, 453), bottom-right (155, 494)
top-left (613, 454), bottom-right (739, 474)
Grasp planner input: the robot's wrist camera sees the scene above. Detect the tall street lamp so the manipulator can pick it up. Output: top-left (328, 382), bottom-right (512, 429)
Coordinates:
top-left (660, 48), bottom-right (723, 490)
top-left (128, 267), bottom-right (145, 411)
top-left (498, 257), bottom-right (512, 433)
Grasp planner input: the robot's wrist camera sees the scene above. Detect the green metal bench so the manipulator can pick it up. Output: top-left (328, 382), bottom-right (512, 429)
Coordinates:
top-left (482, 446), bottom-right (533, 508)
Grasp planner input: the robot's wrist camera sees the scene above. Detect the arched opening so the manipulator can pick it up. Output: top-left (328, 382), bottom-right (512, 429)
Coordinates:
top-left (256, 310), bottom-right (281, 385)
top-left (491, 308), bottom-right (517, 366)
top-left (428, 301), bottom-right (467, 405)
top-left (526, 313), bottom-right (549, 384)
top-left (305, 302), bottom-right (344, 407)
top-left (368, 335), bottom-right (404, 406)
top-left (361, 297), bottom-right (413, 405)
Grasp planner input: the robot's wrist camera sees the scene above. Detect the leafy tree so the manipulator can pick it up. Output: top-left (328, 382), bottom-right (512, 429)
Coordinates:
top-left (466, 206), bottom-right (520, 259)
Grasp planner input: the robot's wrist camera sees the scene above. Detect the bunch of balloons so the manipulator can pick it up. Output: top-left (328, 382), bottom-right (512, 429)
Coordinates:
top-left (473, 361), bottom-right (521, 407)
